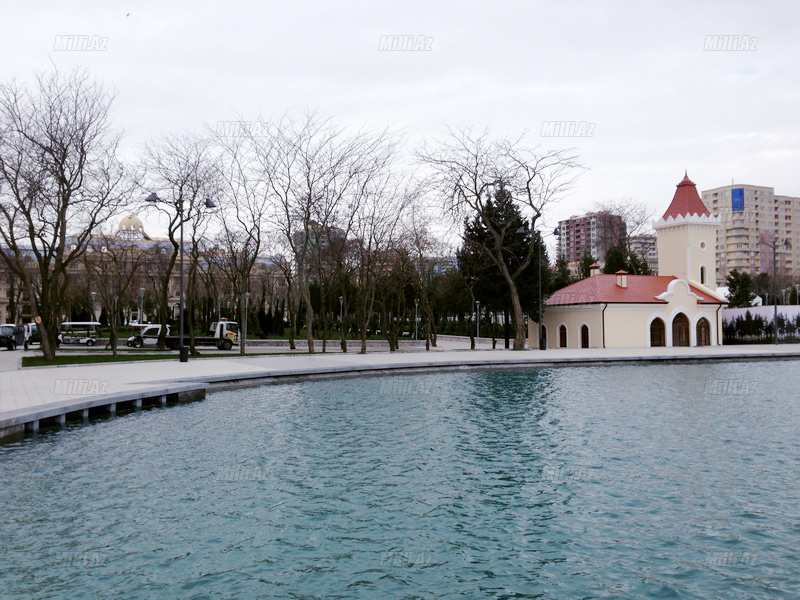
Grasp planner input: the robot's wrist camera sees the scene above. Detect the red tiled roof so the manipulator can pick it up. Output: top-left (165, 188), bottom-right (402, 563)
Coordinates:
top-left (661, 172), bottom-right (711, 220)
top-left (546, 274), bottom-right (723, 305)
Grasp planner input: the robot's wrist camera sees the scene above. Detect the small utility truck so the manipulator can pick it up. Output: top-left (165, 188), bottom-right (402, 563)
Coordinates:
top-left (127, 320), bottom-right (239, 350)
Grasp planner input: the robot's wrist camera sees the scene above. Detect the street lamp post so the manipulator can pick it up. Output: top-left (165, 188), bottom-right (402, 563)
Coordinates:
top-left (476, 300), bottom-right (481, 340)
top-left (414, 298), bottom-right (419, 341)
top-left (537, 230), bottom-right (543, 350)
top-left (240, 292), bottom-right (250, 356)
top-left (139, 287), bottom-right (145, 324)
top-left (147, 193), bottom-right (216, 362)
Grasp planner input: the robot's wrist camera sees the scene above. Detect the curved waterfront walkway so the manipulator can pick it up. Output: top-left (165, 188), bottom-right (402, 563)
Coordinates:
top-left (2, 342), bottom-right (800, 439)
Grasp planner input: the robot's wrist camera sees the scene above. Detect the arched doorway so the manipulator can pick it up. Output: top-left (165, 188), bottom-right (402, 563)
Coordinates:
top-left (672, 313), bottom-right (690, 347)
top-left (559, 324), bottom-right (567, 348)
top-left (650, 318), bottom-right (665, 347)
top-left (696, 317), bottom-right (710, 346)
top-left (581, 324), bottom-right (589, 348)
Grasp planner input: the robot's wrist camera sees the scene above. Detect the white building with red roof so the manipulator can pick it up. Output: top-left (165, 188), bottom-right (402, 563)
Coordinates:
top-left (533, 173), bottom-right (727, 348)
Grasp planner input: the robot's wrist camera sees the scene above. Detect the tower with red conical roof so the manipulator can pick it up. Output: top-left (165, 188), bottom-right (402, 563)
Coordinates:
top-left (654, 172), bottom-right (720, 288)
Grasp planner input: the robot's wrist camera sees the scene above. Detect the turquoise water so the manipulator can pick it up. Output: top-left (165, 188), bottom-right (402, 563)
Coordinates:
top-left (1, 362), bottom-right (799, 599)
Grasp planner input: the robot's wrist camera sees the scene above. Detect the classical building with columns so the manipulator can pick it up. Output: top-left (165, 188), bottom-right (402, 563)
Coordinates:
top-left (532, 173), bottom-right (727, 348)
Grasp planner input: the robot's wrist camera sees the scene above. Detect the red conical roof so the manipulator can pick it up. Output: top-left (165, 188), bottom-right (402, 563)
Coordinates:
top-left (661, 172), bottom-right (711, 220)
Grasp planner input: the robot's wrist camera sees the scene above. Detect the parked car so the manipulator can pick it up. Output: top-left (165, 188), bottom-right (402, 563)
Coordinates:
top-left (0, 324), bottom-right (24, 350)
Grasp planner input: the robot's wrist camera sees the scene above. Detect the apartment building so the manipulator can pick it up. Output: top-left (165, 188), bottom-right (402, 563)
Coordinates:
top-left (701, 184), bottom-right (799, 285)
top-left (629, 234), bottom-right (658, 273)
top-left (557, 211), bottom-right (626, 270)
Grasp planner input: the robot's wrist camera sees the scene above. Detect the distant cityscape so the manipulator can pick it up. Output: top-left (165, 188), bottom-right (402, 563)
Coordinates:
top-left (2, 179), bottom-right (799, 324)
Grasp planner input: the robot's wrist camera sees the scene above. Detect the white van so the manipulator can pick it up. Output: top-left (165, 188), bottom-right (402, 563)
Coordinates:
top-left (126, 324), bottom-right (170, 348)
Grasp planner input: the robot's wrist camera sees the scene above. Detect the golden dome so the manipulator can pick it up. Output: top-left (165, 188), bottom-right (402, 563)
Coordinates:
top-left (118, 214), bottom-right (144, 232)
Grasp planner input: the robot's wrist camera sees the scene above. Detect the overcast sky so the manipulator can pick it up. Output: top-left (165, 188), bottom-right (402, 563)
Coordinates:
top-left (2, 0), bottom-right (798, 245)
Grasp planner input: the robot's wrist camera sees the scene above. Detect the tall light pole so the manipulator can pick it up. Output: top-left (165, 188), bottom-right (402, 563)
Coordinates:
top-left (476, 300), bottom-right (481, 340)
top-left (537, 230), bottom-right (543, 350)
top-left (240, 292), bottom-right (250, 355)
top-left (760, 237), bottom-right (791, 345)
top-left (139, 287), bottom-right (145, 324)
top-left (147, 192), bottom-right (216, 362)
top-left (414, 298), bottom-right (419, 341)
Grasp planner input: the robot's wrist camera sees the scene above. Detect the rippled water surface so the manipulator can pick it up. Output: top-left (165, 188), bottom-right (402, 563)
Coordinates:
top-left (1, 362), bottom-right (800, 599)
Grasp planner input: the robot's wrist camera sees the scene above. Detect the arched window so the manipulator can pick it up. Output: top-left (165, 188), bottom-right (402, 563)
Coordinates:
top-left (672, 313), bottom-right (690, 347)
top-left (581, 324), bottom-right (589, 348)
top-left (697, 317), bottom-right (711, 346)
top-left (700, 266), bottom-right (706, 285)
top-left (559, 324), bottom-right (567, 348)
top-left (650, 318), bottom-right (665, 347)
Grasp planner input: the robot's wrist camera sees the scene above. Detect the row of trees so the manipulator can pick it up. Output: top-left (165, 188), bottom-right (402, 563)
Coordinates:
top-left (0, 66), bottom-right (583, 359)
top-left (726, 269), bottom-right (799, 308)
top-left (722, 311), bottom-right (800, 343)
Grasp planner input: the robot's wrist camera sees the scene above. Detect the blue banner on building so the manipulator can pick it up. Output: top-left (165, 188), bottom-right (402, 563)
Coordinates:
top-left (732, 188), bottom-right (744, 212)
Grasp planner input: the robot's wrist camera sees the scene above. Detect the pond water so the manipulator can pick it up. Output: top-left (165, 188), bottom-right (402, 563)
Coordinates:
top-left (1, 362), bottom-right (799, 599)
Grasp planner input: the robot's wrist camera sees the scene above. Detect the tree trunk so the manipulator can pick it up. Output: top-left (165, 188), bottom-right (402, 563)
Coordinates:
top-left (287, 293), bottom-right (297, 350)
top-left (340, 298), bottom-right (348, 353)
top-left (321, 305), bottom-right (328, 353)
top-left (504, 307), bottom-right (510, 349)
top-left (509, 282), bottom-right (526, 350)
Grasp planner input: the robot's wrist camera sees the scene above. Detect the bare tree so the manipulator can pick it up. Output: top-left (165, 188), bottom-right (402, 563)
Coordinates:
top-left (0, 66), bottom-right (129, 359)
top-left (416, 126), bottom-right (581, 350)
top-left (211, 130), bottom-right (271, 354)
top-left (252, 111), bottom-right (400, 353)
top-left (83, 234), bottom-right (147, 356)
top-left (593, 198), bottom-right (655, 273)
top-left (140, 133), bottom-right (219, 350)
top-left (349, 173), bottom-right (410, 353)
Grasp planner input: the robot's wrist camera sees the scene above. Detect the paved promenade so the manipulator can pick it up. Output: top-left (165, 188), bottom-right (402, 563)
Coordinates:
top-left (2, 342), bottom-right (800, 428)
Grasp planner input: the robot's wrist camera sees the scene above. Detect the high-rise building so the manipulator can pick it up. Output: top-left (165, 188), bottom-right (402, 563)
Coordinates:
top-left (556, 211), bottom-right (626, 270)
top-left (700, 183), bottom-right (799, 285)
top-left (629, 234), bottom-right (658, 273)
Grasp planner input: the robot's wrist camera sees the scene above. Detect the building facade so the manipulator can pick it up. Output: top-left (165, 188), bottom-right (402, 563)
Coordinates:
top-left (1, 215), bottom-right (288, 325)
top-left (534, 173), bottom-right (725, 349)
top-left (700, 183), bottom-right (799, 285)
top-left (557, 211), bottom-right (626, 271)
top-left (629, 234), bottom-right (658, 273)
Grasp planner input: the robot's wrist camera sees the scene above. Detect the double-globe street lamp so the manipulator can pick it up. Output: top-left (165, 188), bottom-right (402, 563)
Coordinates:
top-left (146, 193), bottom-right (216, 362)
